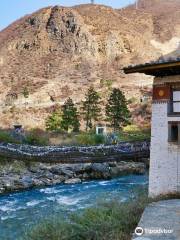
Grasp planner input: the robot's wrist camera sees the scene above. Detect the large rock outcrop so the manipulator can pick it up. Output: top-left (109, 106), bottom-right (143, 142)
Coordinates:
top-left (0, 161), bottom-right (147, 194)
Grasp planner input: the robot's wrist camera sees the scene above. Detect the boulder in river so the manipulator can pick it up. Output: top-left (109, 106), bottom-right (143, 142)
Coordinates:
top-left (64, 178), bottom-right (81, 184)
top-left (89, 163), bottom-right (111, 180)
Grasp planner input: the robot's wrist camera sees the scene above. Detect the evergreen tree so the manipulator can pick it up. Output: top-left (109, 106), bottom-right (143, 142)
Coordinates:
top-left (61, 98), bottom-right (80, 132)
top-left (105, 88), bottom-right (130, 131)
top-left (22, 87), bottom-right (29, 98)
top-left (45, 110), bottom-right (62, 131)
top-left (81, 87), bottom-right (102, 131)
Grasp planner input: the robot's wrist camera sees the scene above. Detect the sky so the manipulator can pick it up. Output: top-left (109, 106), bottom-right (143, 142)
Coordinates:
top-left (0, 0), bottom-right (136, 31)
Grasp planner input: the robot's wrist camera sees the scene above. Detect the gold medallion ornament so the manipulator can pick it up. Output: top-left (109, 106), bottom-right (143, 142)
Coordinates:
top-left (158, 90), bottom-right (164, 97)
top-left (153, 86), bottom-right (170, 100)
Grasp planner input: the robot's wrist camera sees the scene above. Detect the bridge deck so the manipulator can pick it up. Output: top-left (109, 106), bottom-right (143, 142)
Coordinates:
top-left (0, 141), bottom-right (150, 163)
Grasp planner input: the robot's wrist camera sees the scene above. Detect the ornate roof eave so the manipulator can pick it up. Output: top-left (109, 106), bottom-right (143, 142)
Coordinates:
top-left (123, 59), bottom-right (180, 77)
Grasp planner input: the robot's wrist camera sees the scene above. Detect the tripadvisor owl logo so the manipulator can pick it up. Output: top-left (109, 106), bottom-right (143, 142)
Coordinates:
top-left (135, 227), bottom-right (144, 236)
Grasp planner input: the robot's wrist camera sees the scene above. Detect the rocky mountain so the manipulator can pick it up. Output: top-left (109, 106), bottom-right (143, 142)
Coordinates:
top-left (0, 0), bottom-right (180, 129)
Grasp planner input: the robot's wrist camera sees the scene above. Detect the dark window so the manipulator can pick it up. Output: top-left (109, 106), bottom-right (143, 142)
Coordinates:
top-left (171, 125), bottom-right (178, 141)
top-left (168, 122), bottom-right (179, 143)
top-left (98, 128), bottom-right (104, 135)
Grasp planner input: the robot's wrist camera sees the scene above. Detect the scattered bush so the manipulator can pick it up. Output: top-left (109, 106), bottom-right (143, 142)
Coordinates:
top-left (76, 133), bottom-right (105, 145)
top-left (100, 79), bottom-right (113, 89)
top-left (123, 125), bottom-right (140, 132)
top-left (93, 134), bottom-right (105, 144)
top-left (46, 110), bottom-right (62, 132)
top-left (0, 130), bottom-right (18, 144)
top-left (128, 97), bottom-right (138, 104)
top-left (118, 125), bottom-right (151, 142)
top-left (24, 129), bottom-right (49, 146)
top-left (22, 87), bottom-right (29, 98)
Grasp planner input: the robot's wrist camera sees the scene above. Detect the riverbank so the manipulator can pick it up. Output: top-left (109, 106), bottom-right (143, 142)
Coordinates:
top-left (0, 160), bottom-right (147, 194)
top-left (22, 188), bottom-right (149, 240)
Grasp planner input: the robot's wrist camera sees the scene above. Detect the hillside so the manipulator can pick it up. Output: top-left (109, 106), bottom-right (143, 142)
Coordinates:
top-left (0, 0), bottom-right (180, 129)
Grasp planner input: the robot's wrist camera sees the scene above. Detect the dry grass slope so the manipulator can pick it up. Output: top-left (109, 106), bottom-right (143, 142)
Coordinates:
top-left (0, 0), bottom-right (179, 129)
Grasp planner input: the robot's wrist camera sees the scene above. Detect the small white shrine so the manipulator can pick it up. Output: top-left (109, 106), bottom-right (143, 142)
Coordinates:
top-left (96, 124), bottom-right (107, 135)
top-left (124, 59), bottom-right (180, 196)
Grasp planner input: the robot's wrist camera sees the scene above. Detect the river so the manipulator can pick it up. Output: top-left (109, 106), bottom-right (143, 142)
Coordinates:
top-left (0, 174), bottom-right (148, 239)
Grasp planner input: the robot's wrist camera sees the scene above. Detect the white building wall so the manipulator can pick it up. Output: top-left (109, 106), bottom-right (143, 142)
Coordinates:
top-left (149, 102), bottom-right (180, 196)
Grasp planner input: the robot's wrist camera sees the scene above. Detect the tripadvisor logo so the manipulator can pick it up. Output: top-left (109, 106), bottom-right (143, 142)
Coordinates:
top-left (134, 230), bottom-right (151, 240)
top-left (135, 227), bottom-right (144, 236)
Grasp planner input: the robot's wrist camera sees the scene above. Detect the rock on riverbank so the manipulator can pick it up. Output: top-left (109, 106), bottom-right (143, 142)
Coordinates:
top-left (0, 160), bottom-right (147, 194)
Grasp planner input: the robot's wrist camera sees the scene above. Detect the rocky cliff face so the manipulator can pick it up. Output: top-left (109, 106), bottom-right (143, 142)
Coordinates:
top-left (0, 1), bottom-right (180, 129)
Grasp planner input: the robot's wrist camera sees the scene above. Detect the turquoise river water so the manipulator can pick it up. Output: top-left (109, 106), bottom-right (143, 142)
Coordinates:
top-left (0, 174), bottom-right (148, 240)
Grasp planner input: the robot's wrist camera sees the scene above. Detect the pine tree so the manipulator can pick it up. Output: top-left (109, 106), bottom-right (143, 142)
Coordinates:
top-left (61, 98), bottom-right (80, 132)
top-left (22, 87), bottom-right (29, 98)
top-left (106, 88), bottom-right (130, 131)
top-left (81, 87), bottom-right (102, 131)
top-left (45, 110), bottom-right (62, 131)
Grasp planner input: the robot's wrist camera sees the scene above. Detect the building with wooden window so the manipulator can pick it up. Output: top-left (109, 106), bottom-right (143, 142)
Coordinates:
top-left (124, 58), bottom-right (180, 196)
